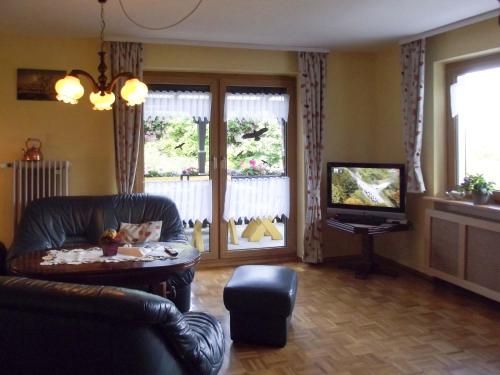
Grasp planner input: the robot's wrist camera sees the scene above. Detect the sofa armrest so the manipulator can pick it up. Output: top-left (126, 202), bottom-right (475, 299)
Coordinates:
top-left (159, 311), bottom-right (225, 375)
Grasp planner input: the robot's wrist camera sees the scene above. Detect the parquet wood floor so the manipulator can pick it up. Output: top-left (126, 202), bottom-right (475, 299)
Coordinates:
top-left (191, 262), bottom-right (500, 375)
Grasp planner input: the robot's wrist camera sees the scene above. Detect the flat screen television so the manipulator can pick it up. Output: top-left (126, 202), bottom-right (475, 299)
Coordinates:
top-left (327, 162), bottom-right (406, 219)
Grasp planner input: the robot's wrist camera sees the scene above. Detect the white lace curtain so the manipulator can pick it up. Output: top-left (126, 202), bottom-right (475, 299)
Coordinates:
top-left (144, 180), bottom-right (212, 223)
top-left (223, 177), bottom-right (290, 221)
top-left (144, 91), bottom-right (211, 121)
top-left (224, 93), bottom-right (290, 122)
top-left (144, 91), bottom-right (289, 123)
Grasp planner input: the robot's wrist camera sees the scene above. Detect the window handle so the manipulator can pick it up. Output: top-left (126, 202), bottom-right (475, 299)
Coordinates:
top-left (213, 156), bottom-right (217, 170)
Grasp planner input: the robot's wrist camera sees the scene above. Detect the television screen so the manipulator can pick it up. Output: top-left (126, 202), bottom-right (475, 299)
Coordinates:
top-left (327, 162), bottom-right (405, 213)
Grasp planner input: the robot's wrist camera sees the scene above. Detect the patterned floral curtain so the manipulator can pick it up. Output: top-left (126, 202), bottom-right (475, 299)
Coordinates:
top-left (401, 39), bottom-right (426, 193)
top-left (110, 42), bottom-right (144, 194)
top-left (298, 52), bottom-right (327, 264)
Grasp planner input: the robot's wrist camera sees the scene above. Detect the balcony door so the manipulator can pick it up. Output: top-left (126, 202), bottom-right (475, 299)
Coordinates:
top-left (140, 72), bottom-right (296, 263)
top-left (219, 77), bottom-right (297, 259)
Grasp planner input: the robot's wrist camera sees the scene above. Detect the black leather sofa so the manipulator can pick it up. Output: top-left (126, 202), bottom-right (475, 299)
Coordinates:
top-left (0, 276), bottom-right (224, 375)
top-left (8, 194), bottom-right (195, 312)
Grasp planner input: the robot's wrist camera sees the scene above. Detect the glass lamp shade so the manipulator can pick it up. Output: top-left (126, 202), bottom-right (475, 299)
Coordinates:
top-left (55, 76), bottom-right (84, 104)
top-left (89, 91), bottom-right (116, 111)
top-left (121, 78), bottom-right (148, 106)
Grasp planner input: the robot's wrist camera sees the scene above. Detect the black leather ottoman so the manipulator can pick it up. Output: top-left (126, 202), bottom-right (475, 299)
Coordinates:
top-left (223, 265), bottom-right (297, 347)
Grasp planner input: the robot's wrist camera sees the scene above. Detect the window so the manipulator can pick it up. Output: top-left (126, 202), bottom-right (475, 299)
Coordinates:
top-left (447, 54), bottom-right (500, 189)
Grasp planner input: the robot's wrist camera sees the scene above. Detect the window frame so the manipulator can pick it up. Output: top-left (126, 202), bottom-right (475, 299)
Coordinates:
top-left (445, 52), bottom-right (500, 189)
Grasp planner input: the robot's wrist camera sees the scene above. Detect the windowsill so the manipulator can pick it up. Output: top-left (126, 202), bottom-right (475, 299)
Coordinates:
top-left (423, 196), bottom-right (500, 213)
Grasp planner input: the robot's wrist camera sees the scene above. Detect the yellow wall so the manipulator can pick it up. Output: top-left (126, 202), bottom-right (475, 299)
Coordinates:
top-left (144, 44), bottom-right (297, 74)
top-left (370, 18), bottom-right (500, 271)
top-left (0, 32), bottom-right (385, 256)
top-left (322, 52), bottom-right (379, 257)
top-left (3, 17), bottom-right (496, 265)
top-left (373, 45), bottom-right (405, 163)
top-left (0, 35), bottom-right (299, 247)
top-left (323, 18), bottom-right (500, 270)
top-left (325, 52), bottom-right (377, 162)
top-left (0, 35), bottom-right (115, 245)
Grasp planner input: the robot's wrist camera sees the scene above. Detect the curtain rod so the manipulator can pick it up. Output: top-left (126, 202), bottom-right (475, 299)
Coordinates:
top-left (105, 35), bottom-right (330, 53)
top-left (399, 9), bottom-right (499, 44)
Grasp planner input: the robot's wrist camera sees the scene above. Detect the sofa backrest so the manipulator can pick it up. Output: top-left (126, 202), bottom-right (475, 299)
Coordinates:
top-left (9, 194), bottom-right (186, 260)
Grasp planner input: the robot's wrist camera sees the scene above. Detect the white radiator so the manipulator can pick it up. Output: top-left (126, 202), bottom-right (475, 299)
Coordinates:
top-left (1, 160), bottom-right (70, 228)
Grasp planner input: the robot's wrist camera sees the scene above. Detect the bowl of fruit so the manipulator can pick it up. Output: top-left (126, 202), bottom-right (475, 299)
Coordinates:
top-left (99, 229), bottom-right (125, 256)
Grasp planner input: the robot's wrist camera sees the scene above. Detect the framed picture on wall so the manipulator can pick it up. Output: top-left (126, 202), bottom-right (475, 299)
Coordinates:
top-left (17, 69), bottom-right (66, 101)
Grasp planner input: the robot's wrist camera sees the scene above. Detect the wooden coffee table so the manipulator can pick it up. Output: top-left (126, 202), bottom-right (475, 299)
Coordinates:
top-left (9, 242), bottom-right (200, 297)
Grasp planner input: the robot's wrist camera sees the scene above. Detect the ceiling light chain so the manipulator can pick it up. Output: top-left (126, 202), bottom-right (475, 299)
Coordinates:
top-left (100, 1), bottom-right (106, 51)
top-left (54, 0), bottom-right (148, 111)
top-left (118, 0), bottom-right (203, 31)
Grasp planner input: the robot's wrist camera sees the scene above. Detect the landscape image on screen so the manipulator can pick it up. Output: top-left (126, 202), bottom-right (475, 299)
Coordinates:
top-left (331, 167), bottom-right (401, 208)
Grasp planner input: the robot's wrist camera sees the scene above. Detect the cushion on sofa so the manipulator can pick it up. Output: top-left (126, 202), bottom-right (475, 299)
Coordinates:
top-left (120, 221), bottom-right (163, 243)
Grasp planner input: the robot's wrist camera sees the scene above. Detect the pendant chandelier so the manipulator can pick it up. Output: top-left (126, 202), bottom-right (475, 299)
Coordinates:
top-left (55, 0), bottom-right (148, 111)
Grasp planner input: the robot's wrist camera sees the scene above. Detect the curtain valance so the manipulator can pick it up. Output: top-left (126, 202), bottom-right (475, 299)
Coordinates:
top-left (224, 93), bottom-right (289, 122)
top-left (144, 91), bottom-right (212, 121)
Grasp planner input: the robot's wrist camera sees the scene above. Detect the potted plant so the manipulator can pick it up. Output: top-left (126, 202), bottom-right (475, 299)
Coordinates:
top-left (461, 174), bottom-right (495, 205)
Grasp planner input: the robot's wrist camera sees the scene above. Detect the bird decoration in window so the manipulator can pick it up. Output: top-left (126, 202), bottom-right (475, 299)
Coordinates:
top-left (242, 127), bottom-right (268, 141)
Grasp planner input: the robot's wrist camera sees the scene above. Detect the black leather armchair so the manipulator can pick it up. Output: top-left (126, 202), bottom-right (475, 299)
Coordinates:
top-left (8, 194), bottom-right (194, 311)
top-left (0, 276), bottom-right (224, 375)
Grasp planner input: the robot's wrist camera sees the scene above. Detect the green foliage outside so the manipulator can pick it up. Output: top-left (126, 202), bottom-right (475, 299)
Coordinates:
top-left (226, 119), bottom-right (284, 176)
top-left (144, 116), bottom-right (285, 178)
top-left (144, 116), bottom-right (209, 177)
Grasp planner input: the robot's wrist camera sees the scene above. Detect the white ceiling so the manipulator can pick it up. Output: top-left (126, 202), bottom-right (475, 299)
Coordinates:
top-left (1, 0), bottom-right (498, 50)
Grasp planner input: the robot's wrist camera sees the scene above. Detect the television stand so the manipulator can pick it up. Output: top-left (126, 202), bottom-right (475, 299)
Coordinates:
top-left (334, 213), bottom-right (387, 226)
top-left (326, 218), bottom-right (410, 279)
